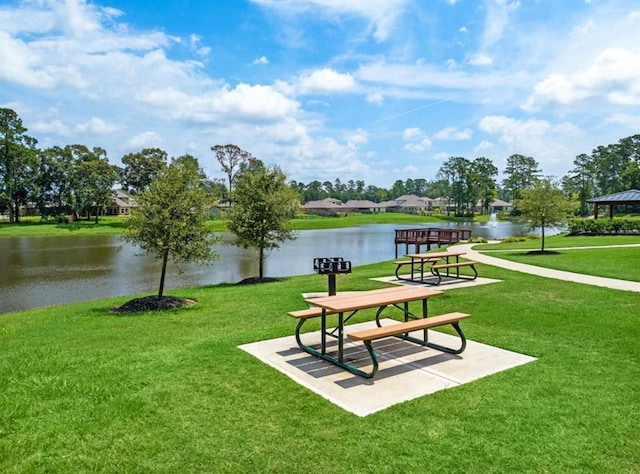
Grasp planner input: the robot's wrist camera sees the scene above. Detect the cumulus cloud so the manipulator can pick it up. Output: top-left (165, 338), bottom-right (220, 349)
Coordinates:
top-left (523, 48), bottom-right (640, 112)
top-left (31, 119), bottom-right (71, 136)
top-left (402, 127), bottom-right (432, 152)
top-left (478, 115), bottom-right (582, 169)
top-left (434, 126), bottom-right (473, 140)
top-left (253, 55), bottom-right (269, 64)
top-left (126, 131), bottom-right (163, 149)
top-left (140, 83), bottom-right (300, 124)
top-left (468, 52), bottom-right (493, 66)
top-left (297, 68), bottom-right (357, 94)
top-left (366, 92), bottom-right (384, 104)
top-left (75, 117), bottom-right (121, 135)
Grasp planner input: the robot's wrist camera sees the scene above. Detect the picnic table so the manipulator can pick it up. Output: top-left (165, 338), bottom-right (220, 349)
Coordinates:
top-left (289, 286), bottom-right (470, 378)
top-left (394, 250), bottom-right (478, 285)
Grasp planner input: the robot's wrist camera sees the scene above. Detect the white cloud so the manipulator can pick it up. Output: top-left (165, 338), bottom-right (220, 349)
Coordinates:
top-left (468, 52), bottom-right (493, 66)
top-left (523, 48), bottom-right (640, 112)
top-left (31, 119), bottom-right (71, 136)
top-left (402, 127), bottom-right (431, 152)
top-left (250, 0), bottom-right (410, 41)
top-left (75, 117), bottom-right (120, 135)
top-left (473, 140), bottom-right (495, 154)
top-left (126, 131), bottom-right (163, 149)
top-left (366, 92), bottom-right (384, 104)
top-left (253, 56), bottom-right (269, 64)
top-left (434, 126), bottom-right (473, 140)
top-left (346, 128), bottom-right (368, 148)
top-left (140, 83), bottom-right (300, 124)
top-left (482, 0), bottom-right (520, 49)
top-left (297, 68), bottom-right (357, 94)
top-left (478, 115), bottom-right (582, 171)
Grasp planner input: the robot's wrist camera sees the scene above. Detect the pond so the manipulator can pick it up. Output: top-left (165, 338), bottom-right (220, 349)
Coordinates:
top-left (0, 220), bottom-right (537, 314)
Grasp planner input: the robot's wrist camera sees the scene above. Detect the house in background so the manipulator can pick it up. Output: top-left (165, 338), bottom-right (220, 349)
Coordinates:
top-left (302, 197), bottom-right (345, 216)
top-left (343, 199), bottom-right (385, 213)
top-left (488, 199), bottom-right (513, 213)
top-left (106, 190), bottom-right (137, 216)
top-left (381, 194), bottom-right (435, 214)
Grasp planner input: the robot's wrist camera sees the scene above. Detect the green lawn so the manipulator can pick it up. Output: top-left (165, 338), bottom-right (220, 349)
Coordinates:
top-left (0, 213), bottom-right (467, 237)
top-left (471, 234), bottom-right (640, 282)
top-left (1, 249), bottom-right (639, 472)
top-left (474, 233), bottom-right (640, 249)
top-left (478, 246), bottom-right (640, 282)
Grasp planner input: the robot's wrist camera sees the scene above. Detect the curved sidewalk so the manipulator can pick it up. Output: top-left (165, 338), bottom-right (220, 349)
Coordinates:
top-left (455, 243), bottom-right (640, 293)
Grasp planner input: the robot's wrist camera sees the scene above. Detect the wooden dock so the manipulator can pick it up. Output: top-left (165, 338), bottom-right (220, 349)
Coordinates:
top-left (394, 228), bottom-right (472, 257)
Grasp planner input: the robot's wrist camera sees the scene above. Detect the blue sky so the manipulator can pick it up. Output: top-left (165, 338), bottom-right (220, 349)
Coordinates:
top-left (1, 0), bottom-right (639, 187)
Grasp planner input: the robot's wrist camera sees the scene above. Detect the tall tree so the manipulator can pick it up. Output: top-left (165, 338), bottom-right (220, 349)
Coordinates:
top-left (617, 135), bottom-right (640, 191)
top-left (472, 157), bottom-right (498, 214)
top-left (0, 108), bottom-right (38, 223)
top-left (564, 153), bottom-right (596, 217)
top-left (518, 178), bottom-right (576, 253)
top-left (121, 148), bottom-right (167, 194)
top-left (35, 146), bottom-right (76, 218)
top-left (211, 144), bottom-right (252, 198)
top-left (73, 147), bottom-right (119, 223)
top-left (227, 160), bottom-right (299, 280)
top-left (502, 154), bottom-right (541, 214)
top-left (438, 156), bottom-right (474, 216)
top-left (592, 145), bottom-right (625, 195)
top-left (123, 159), bottom-right (220, 299)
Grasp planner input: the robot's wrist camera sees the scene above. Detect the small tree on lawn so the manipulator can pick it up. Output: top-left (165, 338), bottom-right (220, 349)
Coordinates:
top-left (227, 159), bottom-right (299, 280)
top-left (123, 159), bottom-right (220, 299)
top-left (517, 178), bottom-right (576, 253)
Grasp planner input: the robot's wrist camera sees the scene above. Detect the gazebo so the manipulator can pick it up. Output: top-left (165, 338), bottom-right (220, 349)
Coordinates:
top-left (587, 189), bottom-right (640, 219)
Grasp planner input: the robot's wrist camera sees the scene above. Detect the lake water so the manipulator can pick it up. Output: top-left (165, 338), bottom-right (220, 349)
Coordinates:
top-left (0, 221), bottom-right (535, 314)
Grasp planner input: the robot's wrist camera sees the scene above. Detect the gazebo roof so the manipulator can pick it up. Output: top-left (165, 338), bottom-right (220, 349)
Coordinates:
top-left (587, 189), bottom-right (640, 204)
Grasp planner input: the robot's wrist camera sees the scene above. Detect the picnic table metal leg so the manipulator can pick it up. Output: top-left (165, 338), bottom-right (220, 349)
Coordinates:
top-left (294, 312), bottom-right (375, 378)
top-left (338, 312), bottom-right (344, 363)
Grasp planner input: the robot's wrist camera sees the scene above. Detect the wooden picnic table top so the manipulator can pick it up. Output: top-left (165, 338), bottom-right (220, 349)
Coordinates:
top-left (405, 250), bottom-right (466, 259)
top-left (304, 286), bottom-right (443, 313)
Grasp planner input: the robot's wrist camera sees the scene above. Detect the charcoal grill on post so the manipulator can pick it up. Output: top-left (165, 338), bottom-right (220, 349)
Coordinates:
top-left (313, 257), bottom-right (352, 296)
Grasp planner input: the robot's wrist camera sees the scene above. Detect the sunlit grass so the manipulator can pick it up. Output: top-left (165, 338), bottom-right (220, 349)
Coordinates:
top-left (1, 212), bottom-right (474, 236)
top-left (1, 248), bottom-right (639, 472)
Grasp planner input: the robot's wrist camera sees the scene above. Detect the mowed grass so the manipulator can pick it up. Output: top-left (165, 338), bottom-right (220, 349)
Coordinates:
top-left (1, 250), bottom-right (640, 472)
top-left (473, 234), bottom-right (640, 281)
top-left (1, 212), bottom-right (470, 237)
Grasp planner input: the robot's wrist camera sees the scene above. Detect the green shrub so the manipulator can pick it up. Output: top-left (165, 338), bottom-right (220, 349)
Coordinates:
top-left (568, 218), bottom-right (639, 235)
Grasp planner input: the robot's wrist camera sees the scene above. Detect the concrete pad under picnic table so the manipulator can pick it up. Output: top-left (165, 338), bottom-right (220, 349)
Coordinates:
top-left (239, 320), bottom-right (536, 417)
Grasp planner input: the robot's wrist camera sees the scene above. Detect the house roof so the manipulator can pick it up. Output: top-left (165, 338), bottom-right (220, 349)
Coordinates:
top-left (343, 199), bottom-right (379, 209)
top-left (396, 196), bottom-right (431, 208)
top-left (586, 189), bottom-right (640, 204)
top-left (111, 190), bottom-right (136, 207)
top-left (302, 198), bottom-right (344, 209)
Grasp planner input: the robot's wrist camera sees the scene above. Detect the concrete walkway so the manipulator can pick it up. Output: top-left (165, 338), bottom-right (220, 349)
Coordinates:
top-left (456, 242), bottom-right (640, 293)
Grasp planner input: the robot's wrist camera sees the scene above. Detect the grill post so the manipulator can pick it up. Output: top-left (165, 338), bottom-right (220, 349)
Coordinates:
top-left (313, 257), bottom-right (352, 296)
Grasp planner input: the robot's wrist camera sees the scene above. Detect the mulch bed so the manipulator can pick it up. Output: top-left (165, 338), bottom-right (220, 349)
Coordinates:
top-left (110, 277), bottom-right (279, 313)
top-left (110, 295), bottom-right (197, 313)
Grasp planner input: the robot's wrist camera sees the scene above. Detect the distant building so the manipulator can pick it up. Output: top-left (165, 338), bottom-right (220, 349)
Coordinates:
top-left (343, 200), bottom-right (385, 213)
top-left (106, 190), bottom-right (137, 216)
top-left (380, 195), bottom-right (435, 214)
top-left (302, 198), bottom-right (345, 216)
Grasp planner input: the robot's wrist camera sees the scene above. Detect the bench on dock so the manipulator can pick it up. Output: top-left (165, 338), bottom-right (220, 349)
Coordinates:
top-left (348, 312), bottom-right (470, 377)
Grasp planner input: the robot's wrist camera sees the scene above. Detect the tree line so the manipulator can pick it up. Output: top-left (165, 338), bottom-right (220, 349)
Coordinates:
top-left (2, 107), bottom-right (639, 223)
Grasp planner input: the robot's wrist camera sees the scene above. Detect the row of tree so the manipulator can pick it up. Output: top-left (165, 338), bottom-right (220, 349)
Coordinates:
top-left (0, 108), bottom-right (231, 223)
top-left (2, 107), bottom-right (639, 223)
